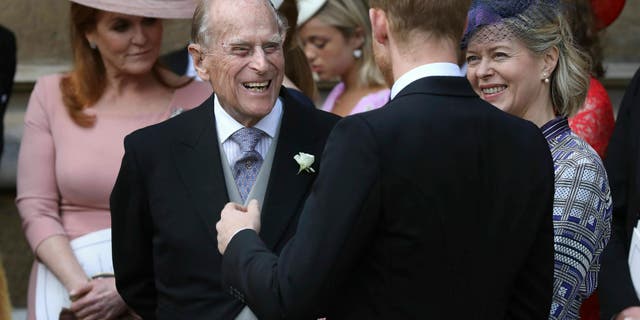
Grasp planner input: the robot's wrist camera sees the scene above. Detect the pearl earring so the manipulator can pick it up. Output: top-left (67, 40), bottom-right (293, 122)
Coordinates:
top-left (542, 73), bottom-right (549, 83)
top-left (89, 42), bottom-right (97, 50)
top-left (353, 48), bottom-right (362, 59)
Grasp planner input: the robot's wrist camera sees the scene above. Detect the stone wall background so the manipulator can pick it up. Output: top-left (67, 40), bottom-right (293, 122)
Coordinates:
top-left (0, 0), bottom-right (191, 80)
top-left (1, 0), bottom-right (639, 79)
top-left (602, 0), bottom-right (640, 63)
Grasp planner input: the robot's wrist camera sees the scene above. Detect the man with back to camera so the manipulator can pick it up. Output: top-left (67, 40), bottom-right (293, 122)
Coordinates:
top-left (216, 0), bottom-right (556, 318)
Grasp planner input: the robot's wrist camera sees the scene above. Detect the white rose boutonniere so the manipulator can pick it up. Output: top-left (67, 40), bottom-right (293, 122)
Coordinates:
top-left (294, 152), bottom-right (315, 174)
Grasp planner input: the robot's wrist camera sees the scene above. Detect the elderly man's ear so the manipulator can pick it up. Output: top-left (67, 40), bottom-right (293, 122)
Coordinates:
top-left (188, 43), bottom-right (211, 81)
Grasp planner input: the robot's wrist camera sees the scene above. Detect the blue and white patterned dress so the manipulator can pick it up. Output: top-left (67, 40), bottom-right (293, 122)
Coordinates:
top-left (543, 117), bottom-right (612, 319)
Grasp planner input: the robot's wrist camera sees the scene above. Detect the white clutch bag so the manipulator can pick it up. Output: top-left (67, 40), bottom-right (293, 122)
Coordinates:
top-left (35, 228), bottom-right (113, 320)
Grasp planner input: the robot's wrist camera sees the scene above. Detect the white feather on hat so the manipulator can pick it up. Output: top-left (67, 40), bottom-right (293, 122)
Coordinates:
top-left (297, 0), bottom-right (327, 26)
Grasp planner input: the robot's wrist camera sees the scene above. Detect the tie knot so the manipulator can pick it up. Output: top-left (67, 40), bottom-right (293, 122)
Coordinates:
top-left (230, 127), bottom-right (265, 152)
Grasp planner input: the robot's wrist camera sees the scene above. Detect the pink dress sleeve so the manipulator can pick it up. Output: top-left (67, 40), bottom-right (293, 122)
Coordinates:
top-left (320, 82), bottom-right (345, 112)
top-left (321, 83), bottom-right (390, 115)
top-left (16, 75), bottom-right (66, 252)
top-left (16, 77), bottom-right (212, 254)
top-left (350, 88), bottom-right (391, 114)
top-left (170, 79), bottom-right (212, 112)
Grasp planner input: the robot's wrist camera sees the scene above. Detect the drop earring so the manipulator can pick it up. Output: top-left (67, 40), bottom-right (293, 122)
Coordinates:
top-left (542, 72), bottom-right (549, 83)
top-left (353, 48), bottom-right (362, 59)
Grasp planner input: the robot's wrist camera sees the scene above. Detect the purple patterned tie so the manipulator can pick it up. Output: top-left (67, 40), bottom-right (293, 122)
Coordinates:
top-left (230, 127), bottom-right (266, 202)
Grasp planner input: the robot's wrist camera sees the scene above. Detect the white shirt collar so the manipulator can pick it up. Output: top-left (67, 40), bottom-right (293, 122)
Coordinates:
top-left (213, 94), bottom-right (283, 144)
top-left (390, 63), bottom-right (463, 99)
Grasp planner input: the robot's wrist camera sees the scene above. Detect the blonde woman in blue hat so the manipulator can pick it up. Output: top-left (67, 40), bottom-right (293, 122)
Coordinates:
top-left (15, 0), bottom-right (211, 319)
top-left (298, 0), bottom-right (389, 116)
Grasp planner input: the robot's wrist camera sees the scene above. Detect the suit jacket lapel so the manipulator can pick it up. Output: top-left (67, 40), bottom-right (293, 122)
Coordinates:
top-left (173, 96), bottom-right (229, 244)
top-left (260, 90), bottom-right (320, 249)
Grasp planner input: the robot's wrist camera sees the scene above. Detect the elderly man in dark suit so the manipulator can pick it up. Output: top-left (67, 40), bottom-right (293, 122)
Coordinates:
top-left (109, 0), bottom-right (339, 319)
top-left (216, 0), bottom-right (556, 319)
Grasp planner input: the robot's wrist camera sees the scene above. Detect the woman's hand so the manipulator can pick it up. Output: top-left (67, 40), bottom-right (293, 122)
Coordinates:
top-left (69, 277), bottom-right (128, 320)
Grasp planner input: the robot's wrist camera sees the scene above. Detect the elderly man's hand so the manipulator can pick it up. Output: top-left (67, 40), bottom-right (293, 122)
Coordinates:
top-left (216, 199), bottom-right (261, 254)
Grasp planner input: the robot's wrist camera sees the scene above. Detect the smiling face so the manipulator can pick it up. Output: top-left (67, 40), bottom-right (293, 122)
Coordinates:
top-left (298, 17), bottom-right (361, 81)
top-left (86, 11), bottom-right (163, 77)
top-left (194, 0), bottom-right (284, 126)
top-left (465, 29), bottom-right (551, 119)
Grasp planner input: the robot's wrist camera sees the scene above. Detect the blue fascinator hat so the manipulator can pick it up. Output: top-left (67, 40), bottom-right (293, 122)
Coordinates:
top-left (461, 0), bottom-right (561, 49)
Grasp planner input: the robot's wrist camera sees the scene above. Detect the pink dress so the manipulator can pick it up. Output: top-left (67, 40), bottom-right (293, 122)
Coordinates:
top-left (321, 82), bottom-right (390, 115)
top-left (16, 74), bottom-right (212, 319)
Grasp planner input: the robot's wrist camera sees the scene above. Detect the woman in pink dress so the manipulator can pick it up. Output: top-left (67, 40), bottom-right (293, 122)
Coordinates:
top-left (15, 1), bottom-right (211, 319)
top-left (298, 0), bottom-right (389, 116)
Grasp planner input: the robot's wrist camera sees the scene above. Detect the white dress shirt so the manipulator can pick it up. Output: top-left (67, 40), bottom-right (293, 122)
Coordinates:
top-left (213, 94), bottom-right (283, 167)
top-left (390, 63), bottom-right (463, 100)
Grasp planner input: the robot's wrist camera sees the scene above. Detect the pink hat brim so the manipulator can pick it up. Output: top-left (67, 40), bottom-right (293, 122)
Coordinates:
top-left (69, 0), bottom-right (197, 19)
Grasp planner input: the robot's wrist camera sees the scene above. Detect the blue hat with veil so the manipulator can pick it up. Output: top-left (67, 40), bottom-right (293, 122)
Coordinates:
top-left (461, 0), bottom-right (561, 49)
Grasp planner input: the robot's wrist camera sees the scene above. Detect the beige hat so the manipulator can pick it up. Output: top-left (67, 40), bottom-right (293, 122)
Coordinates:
top-left (69, 0), bottom-right (197, 19)
top-left (297, 0), bottom-right (327, 26)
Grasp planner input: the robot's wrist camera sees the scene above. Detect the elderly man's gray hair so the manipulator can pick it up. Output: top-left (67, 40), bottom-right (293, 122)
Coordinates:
top-left (190, 0), bottom-right (288, 48)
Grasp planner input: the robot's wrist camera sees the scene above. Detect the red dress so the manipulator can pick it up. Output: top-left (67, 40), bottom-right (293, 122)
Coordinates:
top-left (568, 76), bottom-right (615, 159)
top-left (569, 76), bottom-right (615, 320)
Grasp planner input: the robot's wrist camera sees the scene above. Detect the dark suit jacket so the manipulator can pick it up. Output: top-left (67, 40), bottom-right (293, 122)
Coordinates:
top-left (0, 25), bottom-right (16, 159)
top-left (600, 68), bottom-right (640, 319)
top-left (222, 76), bottom-right (556, 319)
top-left (160, 46), bottom-right (190, 76)
top-left (110, 88), bottom-right (339, 320)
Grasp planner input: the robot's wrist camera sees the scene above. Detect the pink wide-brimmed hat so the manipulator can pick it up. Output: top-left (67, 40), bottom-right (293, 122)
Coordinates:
top-left (69, 0), bottom-right (197, 19)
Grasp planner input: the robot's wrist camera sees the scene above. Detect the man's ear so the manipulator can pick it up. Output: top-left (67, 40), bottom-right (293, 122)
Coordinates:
top-left (369, 8), bottom-right (388, 46)
top-left (188, 43), bottom-right (211, 81)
